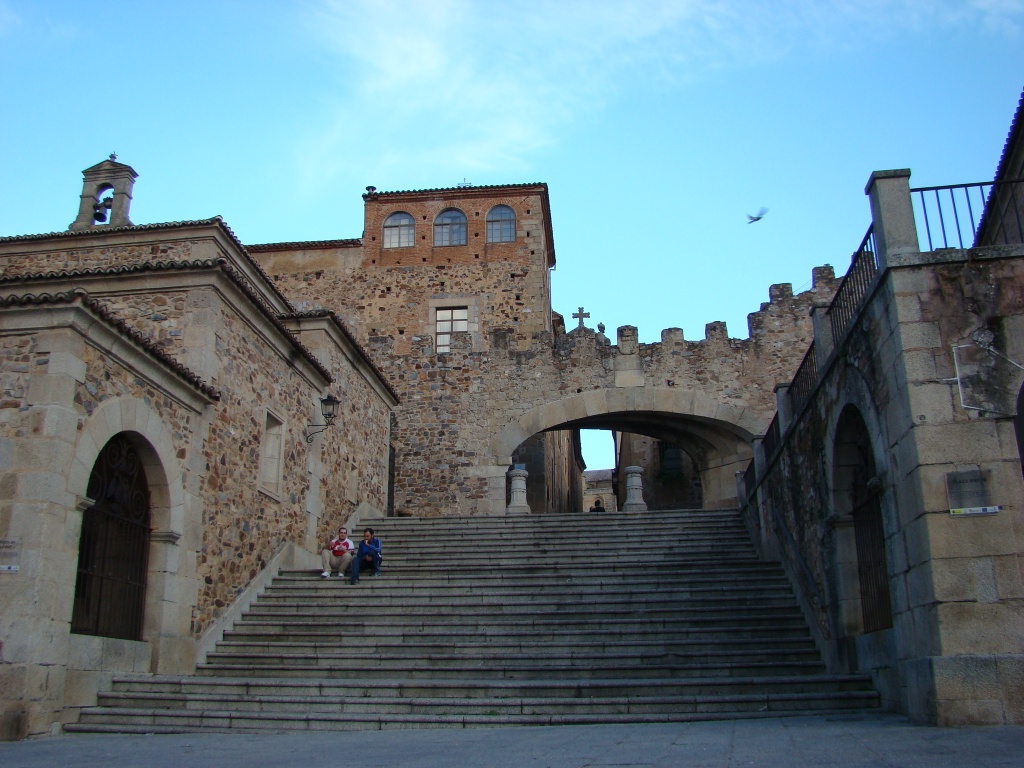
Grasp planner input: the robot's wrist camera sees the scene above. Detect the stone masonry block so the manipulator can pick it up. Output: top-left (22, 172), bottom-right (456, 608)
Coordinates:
top-left (936, 602), bottom-right (1024, 655)
top-left (899, 320), bottom-right (942, 350)
top-left (927, 511), bottom-right (1018, 560)
top-left (26, 374), bottom-right (76, 406)
top-left (993, 554), bottom-right (1024, 599)
top-left (906, 382), bottom-right (955, 426)
top-left (912, 421), bottom-right (1001, 468)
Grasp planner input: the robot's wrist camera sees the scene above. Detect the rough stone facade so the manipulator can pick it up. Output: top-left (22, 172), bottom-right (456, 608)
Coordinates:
top-left (744, 166), bottom-right (1024, 725)
top-left (255, 185), bottom-right (839, 516)
top-left (0, 199), bottom-right (396, 738)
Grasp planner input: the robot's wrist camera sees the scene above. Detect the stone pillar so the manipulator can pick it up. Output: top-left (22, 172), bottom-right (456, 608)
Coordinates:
top-left (774, 383), bottom-right (792, 432)
top-left (810, 300), bottom-right (834, 367)
top-left (865, 169), bottom-right (919, 268)
top-left (506, 468), bottom-right (531, 515)
top-left (621, 466), bottom-right (648, 512)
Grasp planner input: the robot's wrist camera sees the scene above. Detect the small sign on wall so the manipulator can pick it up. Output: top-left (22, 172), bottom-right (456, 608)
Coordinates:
top-left (946, 470), bottom-right (1001, 516)
top-left (0, 538), bottom-right (21, 573)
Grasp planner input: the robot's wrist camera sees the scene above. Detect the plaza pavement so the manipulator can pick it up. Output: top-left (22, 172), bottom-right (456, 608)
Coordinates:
top-left (1, 713), bottom-right (1022, 767)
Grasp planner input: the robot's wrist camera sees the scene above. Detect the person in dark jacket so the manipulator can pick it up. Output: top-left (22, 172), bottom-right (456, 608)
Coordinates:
top-left (350, 527), bottom-right (382, 584)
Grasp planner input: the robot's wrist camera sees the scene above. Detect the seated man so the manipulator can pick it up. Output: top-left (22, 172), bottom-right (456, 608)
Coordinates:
top-left (350, 527), bottom-right (382, 584)
top-left (320, 526), bottom-right (354, 578)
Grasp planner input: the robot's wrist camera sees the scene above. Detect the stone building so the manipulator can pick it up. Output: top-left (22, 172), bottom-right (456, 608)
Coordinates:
top-left (1, 87), bottom-right (1022, 737)
top-left (0, 159), bottom-right (398, 738)
top-left (741, 89), bottom-right (1024, 725)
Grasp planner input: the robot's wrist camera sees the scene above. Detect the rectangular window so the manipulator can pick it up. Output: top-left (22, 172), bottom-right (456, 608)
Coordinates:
top-left (435, 307), bottom-right (469, 353)
top-left (259, 411), bottom-right (285, 498)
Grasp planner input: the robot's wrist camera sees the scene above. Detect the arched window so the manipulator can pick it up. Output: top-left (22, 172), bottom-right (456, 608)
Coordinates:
top-left (72, 434), bottom-right (152, 640)
top-left (486, 205), bottom-right (516, 243)
top-left (434, 208), bottom-right (467, 247)
top-left (383, 212), bottom-right (415, 248)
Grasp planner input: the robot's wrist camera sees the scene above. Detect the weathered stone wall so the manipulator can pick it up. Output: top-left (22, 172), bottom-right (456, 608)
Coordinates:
top-left (749, 245), bottom-right (1024, 725)
top-left (0, 223), bottom-right (396, 736)
top-left (258, 205), bottom-right (839, 515)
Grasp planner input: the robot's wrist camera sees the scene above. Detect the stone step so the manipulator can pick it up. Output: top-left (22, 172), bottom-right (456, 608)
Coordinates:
top-left (194, 660), bottom-right (827, 679)
top-left (222, 624), bottom-right (815, 643)
top-left (212, 637), bottom-right (819, 657)
top-left (69, 508), bottom-right (879, 733)
top-left (80, 689), bottom-right (876, 724)
top-left (104, 673), bottom-right (875, 699)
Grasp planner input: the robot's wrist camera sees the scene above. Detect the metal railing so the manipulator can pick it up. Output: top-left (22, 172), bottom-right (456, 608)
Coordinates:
top-left (787, 343), bottom-right (819, 417)
top-left (912, 179), bottom-right (1024, 250)
top-left (827, 225), bottom-right (878, 345)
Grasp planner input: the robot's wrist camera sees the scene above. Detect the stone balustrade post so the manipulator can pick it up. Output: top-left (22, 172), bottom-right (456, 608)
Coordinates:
top-left (865, 169), bottom-right (919, 268)
top-left (774, 383), bottom-right (792, 433)
top-left (810, 301), bottom-right (834, 368)
top-left (506, 467), bottom-right (531, 515)
top-left (621, 465), bottom-right (648, 512)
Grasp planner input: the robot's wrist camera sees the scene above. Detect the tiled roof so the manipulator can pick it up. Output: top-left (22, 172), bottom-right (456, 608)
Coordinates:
top-left (0, 288), bottom-right (220, 400)
top-left (281, 309), bottom-right (400, 403)
top-left (366, 182), bottom-right (546, 197)
top-left (0, 217), bottom-right (297, 315)
top-left (0, 259), bottom-right (334, 385)
top-left (247, 239), bottom-right (362, 252)
top-left (993, 87), bottom-right (1024, 183)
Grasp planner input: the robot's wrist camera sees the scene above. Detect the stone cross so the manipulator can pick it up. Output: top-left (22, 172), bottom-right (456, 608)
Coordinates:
top-left (572, 307), bottom-right (590, 330)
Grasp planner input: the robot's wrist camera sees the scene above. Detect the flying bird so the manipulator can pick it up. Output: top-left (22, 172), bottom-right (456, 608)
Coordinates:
top-left (747, 207), bottom-right (768, 223)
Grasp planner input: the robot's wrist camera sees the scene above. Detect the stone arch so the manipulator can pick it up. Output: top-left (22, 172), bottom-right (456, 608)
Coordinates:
top-left (492, 387), bottom-right (763, 463)
top-left (829, 403), bottom-right (894, 668)
top-left (492, 387), bottom-right (764, 511)
top-left (68, 397), bottom-right (196, 672)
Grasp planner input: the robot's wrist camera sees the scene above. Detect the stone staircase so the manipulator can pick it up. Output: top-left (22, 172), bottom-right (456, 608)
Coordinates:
top-left (67, 509), bottom-right (879, 733)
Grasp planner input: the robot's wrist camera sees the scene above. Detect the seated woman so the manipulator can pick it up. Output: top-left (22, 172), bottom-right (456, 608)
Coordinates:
top-left (350, 527), bottom-right (383, 584)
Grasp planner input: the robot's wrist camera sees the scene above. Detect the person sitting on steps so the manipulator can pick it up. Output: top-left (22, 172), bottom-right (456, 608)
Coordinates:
top-left (320, 526), bottom-right (354, 578)
top-left (350, 527), bottom-right (383, 584)
top-left (589, 498), bottom-right (605, 512)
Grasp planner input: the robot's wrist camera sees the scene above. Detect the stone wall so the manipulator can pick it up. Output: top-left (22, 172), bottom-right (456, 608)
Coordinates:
top-left (0, 222), bottom-right (396, 737)
top-left (258, 197), bottom-right (839, 515)
top-left (747, 244), bottom-right (1024, 725)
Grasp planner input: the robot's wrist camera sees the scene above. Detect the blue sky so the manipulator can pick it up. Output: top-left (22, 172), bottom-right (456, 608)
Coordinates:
top-left (1, 1), bottom-right (1022, 469)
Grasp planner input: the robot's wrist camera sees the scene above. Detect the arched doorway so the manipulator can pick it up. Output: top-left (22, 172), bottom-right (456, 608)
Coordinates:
top-left (832, 406), bottom-right (892, 641)
top-left (71, 433), bottom-right (152, 640)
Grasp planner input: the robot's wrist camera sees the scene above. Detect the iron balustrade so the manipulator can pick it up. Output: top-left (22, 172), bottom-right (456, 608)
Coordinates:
top-left (827, 225), bottom-right (878, 346)
top-left (788, 343), bottom-right (820, 417)
top-left (912, 179), bottom-right (1024, 250)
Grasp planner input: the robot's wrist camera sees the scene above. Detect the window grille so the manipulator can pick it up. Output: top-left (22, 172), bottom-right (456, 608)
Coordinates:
top-left (434, 209), bottom-right (467, 246)
top-left (436, 307), bottom-right (469, 353)
top-left (383, 212), bottom-right (414, 248)
top-left (486, 205), bottom-right (516, 243)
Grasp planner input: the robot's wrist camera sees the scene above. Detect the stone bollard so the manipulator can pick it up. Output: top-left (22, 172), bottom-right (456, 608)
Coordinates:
top-left (506, 467), bottom-right (532, 515)
top-left (621, 466), bottom-right (648, 512)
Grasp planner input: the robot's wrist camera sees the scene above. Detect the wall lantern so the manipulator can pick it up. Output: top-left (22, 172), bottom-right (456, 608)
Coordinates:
top-left (306, 394), bottom-right (341, 443)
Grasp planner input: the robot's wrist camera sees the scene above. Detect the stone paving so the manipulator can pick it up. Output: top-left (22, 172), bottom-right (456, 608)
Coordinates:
top-left (2, 713), bottom-right (1022, 768)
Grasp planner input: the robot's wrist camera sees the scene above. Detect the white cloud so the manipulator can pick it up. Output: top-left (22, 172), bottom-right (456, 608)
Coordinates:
top-left (292, 0), bottom-right (1023, 194)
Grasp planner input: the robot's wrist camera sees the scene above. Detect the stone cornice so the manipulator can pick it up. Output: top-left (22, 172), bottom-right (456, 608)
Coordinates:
top-left (0, 290), bottom-right (219, 411)
top-left (280, 309), bottom-right (400, 406)
top-left (1, 260), bottom-right (335, 389)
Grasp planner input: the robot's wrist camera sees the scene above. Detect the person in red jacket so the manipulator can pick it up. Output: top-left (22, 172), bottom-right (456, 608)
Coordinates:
top-left (320, 526), bottom-right (354, 578)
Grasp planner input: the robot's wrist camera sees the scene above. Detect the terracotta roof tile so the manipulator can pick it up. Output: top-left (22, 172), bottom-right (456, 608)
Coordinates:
top-left (247, 239), bottom-right (362, 252)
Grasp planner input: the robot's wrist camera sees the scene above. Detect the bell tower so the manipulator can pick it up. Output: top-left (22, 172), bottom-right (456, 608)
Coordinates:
top-left (69, 154), bottom-right (138, 231)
